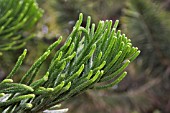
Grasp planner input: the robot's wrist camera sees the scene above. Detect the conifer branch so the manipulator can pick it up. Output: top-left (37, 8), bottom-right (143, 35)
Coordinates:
top-left (0, 12), bottom-right (140, 112)
top-left (0, 0), bottom-right (43, 52)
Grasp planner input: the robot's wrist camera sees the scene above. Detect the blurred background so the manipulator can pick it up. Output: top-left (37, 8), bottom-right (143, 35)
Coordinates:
top-left (0, 0), bottom-right (170, 113)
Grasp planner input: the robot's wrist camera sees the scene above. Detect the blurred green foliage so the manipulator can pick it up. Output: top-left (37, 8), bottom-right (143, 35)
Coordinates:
top-left (122, 0), bottom-right (170, 75)
top-left (0, 0), bottom-right (43, 52)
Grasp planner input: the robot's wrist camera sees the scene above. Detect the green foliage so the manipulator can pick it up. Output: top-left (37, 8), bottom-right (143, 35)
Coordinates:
top-left (0, 0), bottom-right (43, 52)
top-left (0, 13), bottom-right (140, 112)
top-left (121, 0), bottom-right (170, 73)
